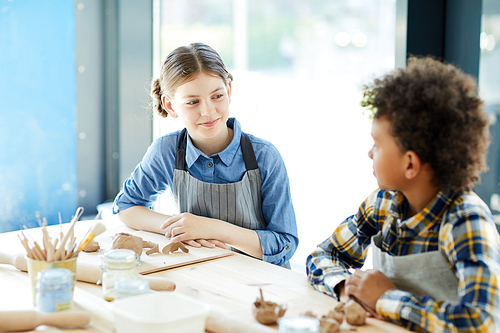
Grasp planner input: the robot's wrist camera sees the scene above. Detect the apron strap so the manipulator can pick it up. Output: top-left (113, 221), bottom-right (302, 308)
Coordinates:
top-left (174, 125), bottom-right (259, 172)
top-left (175, 128), bottom-right (188, 170)
top-left (240, 133), bottom-right (258, 171)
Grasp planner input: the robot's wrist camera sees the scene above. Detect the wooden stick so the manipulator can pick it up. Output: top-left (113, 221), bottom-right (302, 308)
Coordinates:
top-left (35, 212), bottom-right (43, 228)
top-left (94, 210), bottom-right (102, 220)
top-left (23, 237), bottom-right (44, 261)
top-left (21, 234), bottom-right (44, 261)
top-left (53, 207), bottom-right (84, 261)
top-left (47, 242), bottom-right (53, 262)
top-left (33, 241), bottom-right (47, 261)
top-left (58, 212), bottom-right (63, 241)
top-left (17, 235), bottom-right (34, 259)
top-left (21, 228), bottom-right (46, 261)
top-left (42, 227), bottom-right (50, 255)
top-left (65, 242), bottom-right (77, 260)
top-left (64, 237), bottom-right (76, 260)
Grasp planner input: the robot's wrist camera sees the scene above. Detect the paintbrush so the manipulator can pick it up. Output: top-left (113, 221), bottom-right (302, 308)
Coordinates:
top-left (75, 221), bottom-right (106, 254)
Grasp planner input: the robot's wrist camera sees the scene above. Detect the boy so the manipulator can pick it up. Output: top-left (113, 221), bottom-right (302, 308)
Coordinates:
top-left (307, 57), bottom-right (500, 332)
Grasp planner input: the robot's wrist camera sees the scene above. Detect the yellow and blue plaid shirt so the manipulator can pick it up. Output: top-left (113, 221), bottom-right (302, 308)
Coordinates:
top-left (306, 189), bottom-right (500, 332)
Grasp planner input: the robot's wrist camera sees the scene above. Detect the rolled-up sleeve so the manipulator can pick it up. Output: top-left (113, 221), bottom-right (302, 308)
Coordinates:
top-left (254, 140), bottom-right (298, 267)
top-left (112, 135), bottom-right (177, 214)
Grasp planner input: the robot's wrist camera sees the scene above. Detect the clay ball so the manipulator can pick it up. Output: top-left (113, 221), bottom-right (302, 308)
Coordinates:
top-left (82, 239), bottom-right (100, 252)
top-left (111, 232), bottom-right (143, 256)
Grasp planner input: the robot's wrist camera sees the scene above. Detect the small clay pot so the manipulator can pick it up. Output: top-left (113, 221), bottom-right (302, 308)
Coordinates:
top-left (252, 299), bottom-right (287, 325)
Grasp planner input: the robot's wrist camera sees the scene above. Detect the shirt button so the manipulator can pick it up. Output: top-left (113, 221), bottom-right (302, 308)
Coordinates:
top-left (285, 244), bottom-right (290, 250)
top-left (208, 162), bottom-right (213, 167)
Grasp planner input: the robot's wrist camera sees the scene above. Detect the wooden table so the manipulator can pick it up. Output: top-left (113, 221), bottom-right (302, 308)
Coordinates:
top-left (0, 219), bottom-right (412, 332)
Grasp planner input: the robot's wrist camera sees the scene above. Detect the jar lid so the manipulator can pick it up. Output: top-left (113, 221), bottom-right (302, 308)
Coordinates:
top-left (278, 316), bottom-right (320, 333)
top-left (103, 249), bottom-right (139, 269)
top-left (115, 278), bottom-right (150, 293)
top-left (104, 249), bottom-right (138, 263)
top-left (36, 268), bottom-right (73, 288)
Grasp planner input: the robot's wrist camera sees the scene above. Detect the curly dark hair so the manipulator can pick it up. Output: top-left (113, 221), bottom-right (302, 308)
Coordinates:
top-left (151, 43), bottom-right (233, 118)
top-left (360, 56), bottom-right (490, 191)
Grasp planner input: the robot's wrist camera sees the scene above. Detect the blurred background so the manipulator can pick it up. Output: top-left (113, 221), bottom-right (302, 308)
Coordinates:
top-left (0, 0), bottom-right (498, 271)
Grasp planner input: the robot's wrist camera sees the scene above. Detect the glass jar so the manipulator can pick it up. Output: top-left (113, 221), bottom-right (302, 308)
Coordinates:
top-left (114, 277), bottom-right (151, 300)
top-left (101, 249), bottom-right (140, 301)
top-left (35, 268), bottom-right (74, 313)
top-left (278, 316), bottom-right (320, 333)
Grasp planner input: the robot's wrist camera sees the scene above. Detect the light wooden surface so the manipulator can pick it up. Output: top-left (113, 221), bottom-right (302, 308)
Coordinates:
top-left (0, 219), bottom-right (413, 332)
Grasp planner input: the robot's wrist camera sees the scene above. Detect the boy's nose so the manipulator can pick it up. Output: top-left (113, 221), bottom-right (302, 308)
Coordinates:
top-left (368, 147), bottom-right (374, 159)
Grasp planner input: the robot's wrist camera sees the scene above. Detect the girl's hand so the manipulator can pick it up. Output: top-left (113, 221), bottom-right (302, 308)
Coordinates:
top-left (160, 213), bottom-right (222, 244)
top-left (183, 239), bottom-right (228, 249)
top-left (345, 269), bottom-right (396, 310)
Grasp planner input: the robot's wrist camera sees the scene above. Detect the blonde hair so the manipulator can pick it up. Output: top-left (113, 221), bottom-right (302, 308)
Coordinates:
top-left (151, 43), bottom-right (233, 118)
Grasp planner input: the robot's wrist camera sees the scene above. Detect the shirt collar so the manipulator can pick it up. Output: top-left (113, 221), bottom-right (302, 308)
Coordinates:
top-left (399, 188), bottom-right (457, 234)
top-left (184, 117), bottom-right (242, 168)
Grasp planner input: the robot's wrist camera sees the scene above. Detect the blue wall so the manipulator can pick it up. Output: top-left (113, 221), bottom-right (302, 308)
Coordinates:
top-left (0, 0), bottom-right (78, 231)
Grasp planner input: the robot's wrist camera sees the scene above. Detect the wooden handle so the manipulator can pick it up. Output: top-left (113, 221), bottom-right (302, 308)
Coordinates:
top-left (0, 252), bottom-right (27, 271)
top-left (0, 310), bottom-right (90, 331)
top-left (143, 275), bottom-right (176, 291)
top-left (0, 310), bottom-right (38, 331)
top-left (39, 310), bottom-right (91, 328)
top-left (206, 309), bottom-right (276, 333)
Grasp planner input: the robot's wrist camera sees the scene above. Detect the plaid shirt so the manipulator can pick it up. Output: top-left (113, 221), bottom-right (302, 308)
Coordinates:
top-left (306, 189), bottom-right (500, 332)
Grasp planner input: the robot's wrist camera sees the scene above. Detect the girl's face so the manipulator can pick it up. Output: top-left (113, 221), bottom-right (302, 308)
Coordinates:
top-left (162, 72), bottom-right (232, 148)
top-left (368, 117), bottom-right (407, 190)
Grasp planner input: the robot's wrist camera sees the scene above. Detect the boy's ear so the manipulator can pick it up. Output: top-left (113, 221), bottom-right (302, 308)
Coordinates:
top-left (404, 150), bottom-right (421, 180)
top-left (227, 80), bottom-right (232, 104)
top-left (162, 95), bottom-right (178, 118)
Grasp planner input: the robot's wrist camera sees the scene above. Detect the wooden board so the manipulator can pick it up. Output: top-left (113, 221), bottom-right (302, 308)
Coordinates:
top-left (77, 218), bottom-right (234, 274)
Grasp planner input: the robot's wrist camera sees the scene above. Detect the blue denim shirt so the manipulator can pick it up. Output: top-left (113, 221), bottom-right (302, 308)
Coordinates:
top-left (113, 118), bottom-right (298, 266)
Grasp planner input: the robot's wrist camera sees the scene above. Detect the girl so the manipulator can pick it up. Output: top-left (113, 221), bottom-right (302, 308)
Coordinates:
top-left (112, 43), bottom-right (298, 268)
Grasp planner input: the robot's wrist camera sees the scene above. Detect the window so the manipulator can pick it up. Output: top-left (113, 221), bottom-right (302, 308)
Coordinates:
top-left (478, 0), bottom-right (500, 228)
top-left (155, 0), bottom-right (396, 270)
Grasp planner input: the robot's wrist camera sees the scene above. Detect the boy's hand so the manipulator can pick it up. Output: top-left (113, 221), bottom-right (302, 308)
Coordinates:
top-left (345, 269), bottom-right (396, 310)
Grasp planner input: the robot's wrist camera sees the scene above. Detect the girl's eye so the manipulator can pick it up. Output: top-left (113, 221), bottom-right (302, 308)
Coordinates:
top-left (213, 94), bottom-right (223, 99)
top-left (187, 100), bottom-right (198, 105)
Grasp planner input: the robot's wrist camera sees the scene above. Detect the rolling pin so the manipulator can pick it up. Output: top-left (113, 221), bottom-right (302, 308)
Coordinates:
top-left (0, 310), bottom-right (90, 331)
top-left (0, 252), bottom-right (175, 291)
top-left (206, 309), bottom-right (277, 333)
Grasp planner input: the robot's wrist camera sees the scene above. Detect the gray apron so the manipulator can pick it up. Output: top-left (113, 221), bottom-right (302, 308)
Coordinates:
top-left (371, 214), bottom-right (459, 303)
top-left (172, 126), bottom-right (278, 261)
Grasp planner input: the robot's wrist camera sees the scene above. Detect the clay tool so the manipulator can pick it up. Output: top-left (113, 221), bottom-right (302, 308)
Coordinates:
top-left (22, 227), bottom-right (46, 260)
top-left (58, 211), bottom-right (63, 241)
top-left (350, 295), bottom-right (381, 319)
top-left (0, 310), bottom-right (91, 331)
top-left (53, 206), bottom-right (84, 261)
top-left (17, 234), bottom-right (35, 259)
top-left (35, 211), bottom-right (43, 227)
